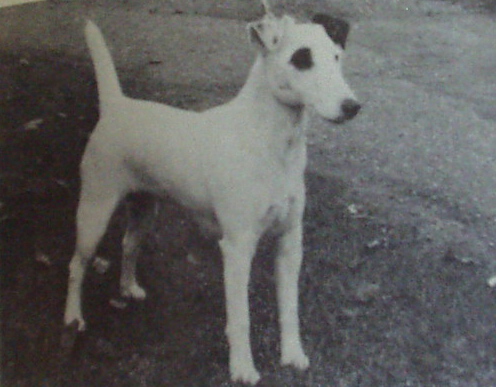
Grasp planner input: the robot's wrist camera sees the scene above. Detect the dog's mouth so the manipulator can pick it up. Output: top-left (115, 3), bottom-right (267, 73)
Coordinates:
top-left (328, 116), bottom-right (348, 124)
top-left (326, 99), bottom-right (362, 124)
top-left (327, 115), bottom-right (357, 125)
top-left (326, 108), bottom-right (362, 124)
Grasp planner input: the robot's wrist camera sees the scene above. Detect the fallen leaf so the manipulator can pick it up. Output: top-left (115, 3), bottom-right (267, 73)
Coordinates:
top-left (187, 252), bottom-right (200, 265)
top-left (364, 238), bottom-right (387, 252)
top-left (109, 298), bottom-right (128, 309)
top-left (487, 275), bottom-right (496, 288)
top-left (443, 248), bottom-right (477, 265)
top-left (35, 251), bottom-right (52, 266)
top-left (354, 282), bottom-right (381, 303)
top-left (92, 256), bottom-right (110, 274)
top-left (347, 203), bottom-right (367, 218)
top-left (23, 118), bottom-right (44, 130)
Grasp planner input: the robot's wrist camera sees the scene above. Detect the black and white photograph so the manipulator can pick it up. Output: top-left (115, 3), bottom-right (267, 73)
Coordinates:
top-left (1, 0), bottom-right (495, 385)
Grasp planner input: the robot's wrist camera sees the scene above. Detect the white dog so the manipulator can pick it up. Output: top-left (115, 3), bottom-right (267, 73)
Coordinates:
top-left (63, 6), bottom-right (360, 385)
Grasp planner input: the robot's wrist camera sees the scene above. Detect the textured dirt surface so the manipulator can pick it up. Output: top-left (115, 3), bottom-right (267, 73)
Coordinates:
top-left (1, 0), bottom-right (495, 386)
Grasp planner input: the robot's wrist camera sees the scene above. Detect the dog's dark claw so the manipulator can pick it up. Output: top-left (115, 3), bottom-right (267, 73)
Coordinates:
top-left (60, 320), bottom-right (80, 356)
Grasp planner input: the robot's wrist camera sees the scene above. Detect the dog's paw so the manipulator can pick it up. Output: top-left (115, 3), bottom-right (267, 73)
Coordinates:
top-left (64, 312), bottom-right (86, 332)
top-left (281, 347), bottom-right (310, 370)
top-left (121, 283), bottom-right (147, 300)
top-left (230, 359), bottom-right (261, 385)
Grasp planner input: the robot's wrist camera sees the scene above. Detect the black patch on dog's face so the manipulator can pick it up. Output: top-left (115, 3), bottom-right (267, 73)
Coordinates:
top-left (290, 47), bottom-right (313, 70)
top-left (312, 14), bottom-right (350, 49)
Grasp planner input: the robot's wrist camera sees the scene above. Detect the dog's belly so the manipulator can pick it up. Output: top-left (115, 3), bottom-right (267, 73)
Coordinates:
top-left (189, 197), bottom-right (294, 241)
top-left (130, 166), bottom-right (221, 236)
top-left (126, 158), bottom-right (212, 210)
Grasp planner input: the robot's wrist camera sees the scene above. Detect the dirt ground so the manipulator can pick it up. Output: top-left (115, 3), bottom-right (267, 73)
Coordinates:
top-left (1, 0), bottom-right (495, 386)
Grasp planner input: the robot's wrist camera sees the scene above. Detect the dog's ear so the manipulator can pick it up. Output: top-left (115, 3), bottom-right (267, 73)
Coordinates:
top-left (248, 15), bottom-right (292, 53)
top-left (312, 14), bottom-right (350, 49)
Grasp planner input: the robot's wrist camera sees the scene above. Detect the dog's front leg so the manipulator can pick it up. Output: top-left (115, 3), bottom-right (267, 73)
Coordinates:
top-left (219, 231), bottom-right (260, 385)
top-left (276, 210), bottom-right (309, 370)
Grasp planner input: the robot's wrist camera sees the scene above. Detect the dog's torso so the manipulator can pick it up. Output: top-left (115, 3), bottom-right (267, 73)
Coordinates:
top-left (83, 87), bottom-right (307, 237)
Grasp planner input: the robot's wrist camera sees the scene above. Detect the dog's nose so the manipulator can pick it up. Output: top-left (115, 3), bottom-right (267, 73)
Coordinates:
top-left (341, 99), bottom-right (361, 120)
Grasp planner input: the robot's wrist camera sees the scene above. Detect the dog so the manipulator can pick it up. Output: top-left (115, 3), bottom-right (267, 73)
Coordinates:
top-left (63, 6), bottom-right (360, 385)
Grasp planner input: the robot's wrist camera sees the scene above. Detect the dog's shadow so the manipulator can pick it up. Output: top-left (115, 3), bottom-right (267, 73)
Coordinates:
top-left (0, 167), bottom-right (349, 384)
top-left (79, 171), bottom-right (350, 379)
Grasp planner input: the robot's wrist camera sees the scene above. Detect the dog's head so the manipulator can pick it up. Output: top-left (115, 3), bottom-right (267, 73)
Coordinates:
top-left (248, 13), bottom-right (360, 123)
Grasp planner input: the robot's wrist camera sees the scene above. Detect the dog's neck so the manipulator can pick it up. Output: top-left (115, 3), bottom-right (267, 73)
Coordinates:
top-left (236, 55), bottom-right (304, 135)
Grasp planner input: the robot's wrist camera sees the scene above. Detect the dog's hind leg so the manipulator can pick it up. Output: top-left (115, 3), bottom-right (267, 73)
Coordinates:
top-left (64, 184), bottom-right (122, 331)
top-left (219, 229), bottom-right (261, 385)
top-left (276, 199), bottom-right (309, 370)
top-left (120, 194), bottom-right (158, 300)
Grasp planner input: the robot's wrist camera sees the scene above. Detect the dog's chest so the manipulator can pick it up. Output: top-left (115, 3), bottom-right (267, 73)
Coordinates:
top-left (261, 149), bottom-right (305, 233)
top-left (262, 196), bottom-right (296, 234)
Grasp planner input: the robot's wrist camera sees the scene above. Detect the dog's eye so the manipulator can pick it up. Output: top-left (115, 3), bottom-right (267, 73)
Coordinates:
top-left (335, 54), bottom-right (340, 61)
top-left (290, 48), bottom-right (313, 70)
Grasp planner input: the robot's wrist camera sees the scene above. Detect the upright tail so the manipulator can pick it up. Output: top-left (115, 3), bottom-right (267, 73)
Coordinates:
top-left (84, 21), bottom-right (123, 113)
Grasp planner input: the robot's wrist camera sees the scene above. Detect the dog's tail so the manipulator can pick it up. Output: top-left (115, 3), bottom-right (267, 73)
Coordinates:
top-left (85, 20), bottom-right (123, 112)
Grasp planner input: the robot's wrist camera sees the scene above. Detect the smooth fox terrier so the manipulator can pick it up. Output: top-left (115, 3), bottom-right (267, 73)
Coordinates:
top-left (63, 6), bottom-right (360, 385)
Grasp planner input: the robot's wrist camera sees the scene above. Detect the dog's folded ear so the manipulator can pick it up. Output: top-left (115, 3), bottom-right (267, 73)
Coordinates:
top-left (248, 15), bottom-right (293, 53)
top-left (312, 14), bottom-right (350, 49)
